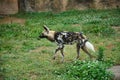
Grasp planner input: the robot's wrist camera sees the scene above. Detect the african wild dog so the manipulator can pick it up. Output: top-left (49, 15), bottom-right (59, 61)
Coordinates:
top-left (39, 25), bottom-right (95, 62)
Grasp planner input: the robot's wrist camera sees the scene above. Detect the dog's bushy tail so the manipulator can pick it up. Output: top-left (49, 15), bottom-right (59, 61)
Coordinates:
top-left (85, 41), bottom-right (95, 52)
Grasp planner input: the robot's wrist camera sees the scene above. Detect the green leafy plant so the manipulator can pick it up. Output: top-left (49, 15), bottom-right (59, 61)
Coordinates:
top-left (97, 47), bottom-right (104, 61)
top-left (56, 60), bottom-right (113, 80)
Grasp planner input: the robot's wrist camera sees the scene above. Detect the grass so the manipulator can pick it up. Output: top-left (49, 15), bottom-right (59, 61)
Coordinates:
top-left (0, 9), bottom-right (120, 80)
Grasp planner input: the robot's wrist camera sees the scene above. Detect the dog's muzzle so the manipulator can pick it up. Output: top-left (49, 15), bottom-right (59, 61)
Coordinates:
top-left (37, 34), bottom-right (47, 40)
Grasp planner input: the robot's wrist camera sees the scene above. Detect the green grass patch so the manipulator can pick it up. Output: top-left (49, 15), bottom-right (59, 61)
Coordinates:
top-left (0, 9), bottom-right (120, 79)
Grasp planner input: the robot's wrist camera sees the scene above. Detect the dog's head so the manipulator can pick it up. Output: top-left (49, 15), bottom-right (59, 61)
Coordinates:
top-left (38, 25), bottom-right (55, 42)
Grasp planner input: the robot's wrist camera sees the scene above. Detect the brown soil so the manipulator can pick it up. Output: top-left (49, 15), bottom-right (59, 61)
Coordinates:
top-left (106, 44), bottom-right (114, 50)
top-left (112, 26), bottom-right (120, 32)
top-left (0, 17), bottom-right (25, 25)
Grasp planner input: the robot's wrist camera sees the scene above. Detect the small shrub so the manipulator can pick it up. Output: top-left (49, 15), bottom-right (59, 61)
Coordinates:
top-left (97, 47), bottom-right (104, 61)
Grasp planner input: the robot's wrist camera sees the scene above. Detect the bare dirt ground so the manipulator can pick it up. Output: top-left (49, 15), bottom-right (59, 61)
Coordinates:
top-left (0, 16), bottom-right (25, 25)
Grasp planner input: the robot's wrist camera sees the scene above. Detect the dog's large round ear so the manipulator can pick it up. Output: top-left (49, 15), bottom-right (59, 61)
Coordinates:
top-left (43, 25), bottom-right (49, 32)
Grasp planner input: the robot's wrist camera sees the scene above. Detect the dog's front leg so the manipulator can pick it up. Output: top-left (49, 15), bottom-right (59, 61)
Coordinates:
top-left (53, 44), bottom-right (64, 62)
top-left (60, 46), bottom-right (64, 62)
top-left (53, 47), bottom-right (60, 60)
top-left (76, 43), bottom-right (80, 59)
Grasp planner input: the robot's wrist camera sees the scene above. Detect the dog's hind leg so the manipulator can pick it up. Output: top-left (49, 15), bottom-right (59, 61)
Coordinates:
top-left (81, 46), bottom-right (93, 59)
top-left (60, 48), bottom-right (64, 62)
top-left (76, 43), bottom-right (80, 59)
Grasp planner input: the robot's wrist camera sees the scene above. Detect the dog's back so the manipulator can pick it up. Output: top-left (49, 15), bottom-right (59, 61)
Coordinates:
top-left (54, 32), bottom-right (85, 45)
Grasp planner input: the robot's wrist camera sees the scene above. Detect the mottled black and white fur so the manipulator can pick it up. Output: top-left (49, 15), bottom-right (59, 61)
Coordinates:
top-left (39, 25), bottom-right (95, 62)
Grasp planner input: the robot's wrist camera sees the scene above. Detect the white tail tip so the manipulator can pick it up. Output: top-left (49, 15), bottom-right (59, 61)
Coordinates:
top-left (85, 41), bottom-right (95, 52)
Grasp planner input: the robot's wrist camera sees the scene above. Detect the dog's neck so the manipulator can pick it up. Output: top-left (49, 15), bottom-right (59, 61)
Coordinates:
top-left (46, 31), bottom-right (56, 42)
